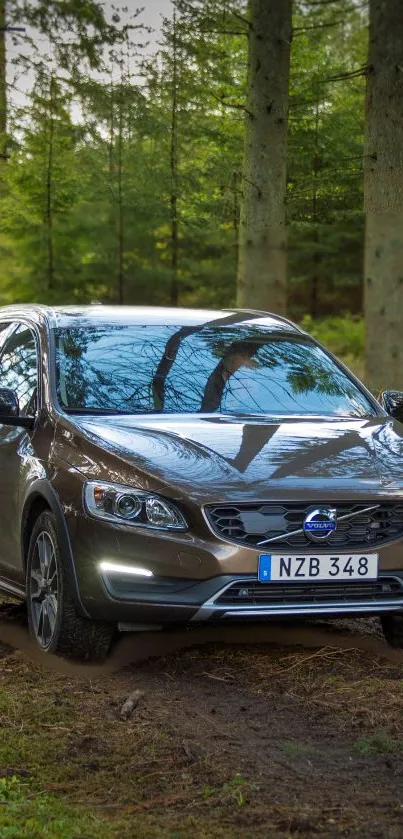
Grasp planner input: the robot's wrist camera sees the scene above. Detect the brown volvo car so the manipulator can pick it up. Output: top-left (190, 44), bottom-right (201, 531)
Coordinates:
top-left (1, 304), bottom-right (403, 660)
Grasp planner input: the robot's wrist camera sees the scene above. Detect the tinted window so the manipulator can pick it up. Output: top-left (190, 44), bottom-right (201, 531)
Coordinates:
top-left (54, 324), bottom-right (375, 418)
top-left (0, 324), bottom-right (38, 415)
top-left (0, 322), bottom-right (16, 354)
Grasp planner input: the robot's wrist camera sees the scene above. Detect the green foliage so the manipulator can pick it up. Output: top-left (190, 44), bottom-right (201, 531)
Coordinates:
top-left (0, 776), bottom-right (108, 838)
top-left (203, 775), bottom-right (257, 807)
top-left (354, 731), bottom-right (403, 756)
top-left (2, 73), bottom-right (83, 302)
top-left (9, 0), bottom-right (120, 71)
top-left (300, 315), bottom-right (364, 359)
top-left (288, 0), bottom-right (368, 318)
top-left (0, 0), bottom-right (369, 316)
top-left (300, 315), bottom-right (364, 379)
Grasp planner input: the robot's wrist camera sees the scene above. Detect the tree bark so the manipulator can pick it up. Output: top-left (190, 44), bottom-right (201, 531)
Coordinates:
top-left (0, 0), bottom-right (6, 162)
top-left (364, 0), bottom-right (403, 391)
top-left (236, 0), bottom-right (292, 314)
top-left (232, 169), bottom-right (240, 269)
top-left (46, 74), bottom-right (55, 292)
top-left (169, 2), bottom-right (179, 307)
top-left (311, 93), bottom-right (321, 318)
top-left (117, 82), bottom-right (124, 305)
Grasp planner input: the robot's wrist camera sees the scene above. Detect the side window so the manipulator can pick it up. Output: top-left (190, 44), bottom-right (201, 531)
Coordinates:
top-left (0, 322), bottom-right (16, 354)
top-left (0, 324), bottom-right (38, 415)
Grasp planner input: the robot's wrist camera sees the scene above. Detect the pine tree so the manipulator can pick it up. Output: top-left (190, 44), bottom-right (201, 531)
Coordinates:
top-left (364, 0), bottom-right (403, 391)
top-left (0, 0), bottom-right (6, 161)
top-left (236, 0), bottom-right (292, 314)
top-left (0, 0), bottom-right (118, 164)
top-left (1, 70), bottom-right (81, 301)
top-left (288, 0), bottom-right (368, 319)
top-left (150, 0), bottom-right (246, 307)
top-left (0, 0), bottom-right (386, 331)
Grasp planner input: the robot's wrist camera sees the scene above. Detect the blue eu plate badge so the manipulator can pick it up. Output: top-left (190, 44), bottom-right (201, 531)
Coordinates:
top-left (258, 554), bottom-right (272, 582)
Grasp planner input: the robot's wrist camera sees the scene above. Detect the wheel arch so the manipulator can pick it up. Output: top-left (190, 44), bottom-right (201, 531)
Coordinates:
top-left (21, 481), bottom-right (89, 617)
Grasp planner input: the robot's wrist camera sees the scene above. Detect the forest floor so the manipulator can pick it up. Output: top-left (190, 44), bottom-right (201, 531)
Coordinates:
top-left (1, 601), bottom-right (403, 839)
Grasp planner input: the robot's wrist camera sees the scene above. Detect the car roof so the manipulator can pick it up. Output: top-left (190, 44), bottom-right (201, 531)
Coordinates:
top-left (0, 304), bottom-right (303, 334)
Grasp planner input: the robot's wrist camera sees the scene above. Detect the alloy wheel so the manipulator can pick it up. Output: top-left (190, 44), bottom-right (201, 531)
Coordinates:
top-left (29, 531), bottom-right (59, 649)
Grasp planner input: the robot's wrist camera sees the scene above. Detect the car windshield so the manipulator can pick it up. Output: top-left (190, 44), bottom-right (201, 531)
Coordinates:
top-left (54, 323), bottom-right (376, 418)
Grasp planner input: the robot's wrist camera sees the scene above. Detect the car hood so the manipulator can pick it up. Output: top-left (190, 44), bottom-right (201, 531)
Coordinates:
top-left (58, 413), bottom-right (403, 503)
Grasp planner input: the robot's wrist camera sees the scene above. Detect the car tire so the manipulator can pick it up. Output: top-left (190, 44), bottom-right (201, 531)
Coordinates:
top-left (380, 614), bottom-right (403, 648)
top-left (26, 511), bottom-right (114, 662)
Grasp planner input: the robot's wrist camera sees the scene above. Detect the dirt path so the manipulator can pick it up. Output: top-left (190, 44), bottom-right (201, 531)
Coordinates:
top-left (1, 603), bottom-right (403, 838)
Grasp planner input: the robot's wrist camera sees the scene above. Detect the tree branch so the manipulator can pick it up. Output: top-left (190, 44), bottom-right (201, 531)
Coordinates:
top-left (198, 27), bottom-right (247, 37)
top-left (319, 65), bottom-right (367, 83)
top-left (293, 19), bottom-right (344, 33)
top-left (305, 0), bottom-right (360, 6)
top-left (210, 92), bottom-right (252, 118)
top-left (232, 11), bottom-right (251, 29)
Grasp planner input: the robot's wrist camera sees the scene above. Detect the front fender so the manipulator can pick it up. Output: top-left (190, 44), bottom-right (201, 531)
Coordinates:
top-left (21, 480), bottom-right (89, 617)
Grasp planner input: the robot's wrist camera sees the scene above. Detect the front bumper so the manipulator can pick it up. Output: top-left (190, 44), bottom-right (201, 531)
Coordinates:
top-left (93, 562), bottom-right (403, 625)
top-left (65, 510), bottom-right (403, 625)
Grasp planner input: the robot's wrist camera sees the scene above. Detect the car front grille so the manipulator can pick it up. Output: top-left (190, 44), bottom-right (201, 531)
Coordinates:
top-left (204, 502), bottom-right (403, 550)
top-left (215, 577), bottom-right (403, 607)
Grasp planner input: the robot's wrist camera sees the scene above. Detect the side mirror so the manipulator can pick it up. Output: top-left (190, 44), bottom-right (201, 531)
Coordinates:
top-left (379, 390), bottom-right (403, 422)
top-left (0, 388), bottom-right (34, 430)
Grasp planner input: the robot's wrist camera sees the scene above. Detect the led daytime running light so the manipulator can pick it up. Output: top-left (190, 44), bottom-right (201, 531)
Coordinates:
top-left (100, 561), bottom-right (153, 577)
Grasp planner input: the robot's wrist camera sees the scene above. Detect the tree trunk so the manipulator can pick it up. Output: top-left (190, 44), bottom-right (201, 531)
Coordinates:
top-left (236, 0), bottom-right (292, 314)
top-left (232, 169), bottom-right (240, 270)
top-left (311, 94), bottom-right (320, 319)
top-left (117, 83), bottom-right (124, 305)
top-left (169, 2), bottom-right (179, 307)
top-left (46, 74), bottom-right (55, 292)
top-left (0, 0), bottom-right (6, 162)
top-left (364, 0), bottom-right (403, 391)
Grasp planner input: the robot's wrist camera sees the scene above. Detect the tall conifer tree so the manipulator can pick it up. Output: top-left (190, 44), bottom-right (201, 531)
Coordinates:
top-left (236, 0), bottom-right (292, 314)
top-left (364, 0), bottom-right (403, 390)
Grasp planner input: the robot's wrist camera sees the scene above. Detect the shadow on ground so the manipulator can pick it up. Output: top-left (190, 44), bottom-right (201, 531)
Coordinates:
top-left (1, 598), bottom-right (403, 677)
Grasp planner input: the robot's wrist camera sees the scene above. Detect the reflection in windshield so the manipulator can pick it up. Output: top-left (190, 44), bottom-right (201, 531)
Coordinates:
top-left (54, 324), bottom-right (376, 418)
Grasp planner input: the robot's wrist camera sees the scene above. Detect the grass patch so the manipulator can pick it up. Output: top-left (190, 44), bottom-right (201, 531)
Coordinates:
top-left (203, 775), bottom-right (257, 807)
top-left (0, 644), bottom-right (262, 838)
top-left (0, 776), bottom-right (113, 839)
top-left (354, 731), bottom-right (403, 756)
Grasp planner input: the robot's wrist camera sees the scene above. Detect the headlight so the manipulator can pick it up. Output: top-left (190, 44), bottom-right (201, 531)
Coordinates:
top-left (83, 481), bottom-right (188, 531)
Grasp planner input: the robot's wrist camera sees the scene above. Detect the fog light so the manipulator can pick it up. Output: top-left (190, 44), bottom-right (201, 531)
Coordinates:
top-left (99, 562), bottom-right (153, 577)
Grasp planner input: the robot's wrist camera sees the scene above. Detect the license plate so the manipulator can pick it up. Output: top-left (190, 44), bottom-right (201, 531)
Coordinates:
top-left (258, 553), bottom-right (378, 582)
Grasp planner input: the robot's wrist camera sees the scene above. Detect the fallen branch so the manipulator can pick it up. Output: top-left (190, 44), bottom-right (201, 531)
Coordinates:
top-left (120, 689), bottom-right (144, 720)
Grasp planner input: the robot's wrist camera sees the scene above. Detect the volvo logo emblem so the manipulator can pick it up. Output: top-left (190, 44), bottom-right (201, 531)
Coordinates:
top-left (303, 507), bottom-right (337, 542)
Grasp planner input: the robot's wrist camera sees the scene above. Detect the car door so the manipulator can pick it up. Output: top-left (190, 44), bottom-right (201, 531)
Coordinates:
top-left (0, 322), bottom-right (39, 586)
